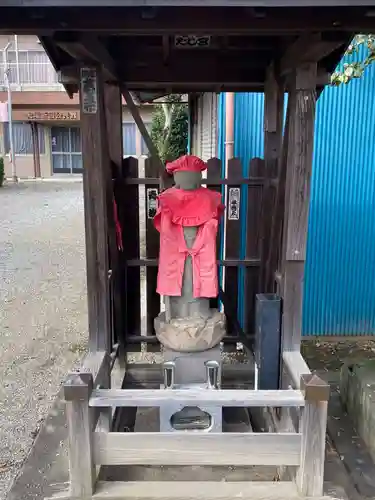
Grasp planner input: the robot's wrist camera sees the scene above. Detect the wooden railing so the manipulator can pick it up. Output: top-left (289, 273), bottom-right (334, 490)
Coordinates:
top-left (58, 352), bottom-right (330, 500)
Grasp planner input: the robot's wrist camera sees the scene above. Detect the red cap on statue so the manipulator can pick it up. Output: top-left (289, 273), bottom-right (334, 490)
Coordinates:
top-left (166, 155), bottom-right (207, 175)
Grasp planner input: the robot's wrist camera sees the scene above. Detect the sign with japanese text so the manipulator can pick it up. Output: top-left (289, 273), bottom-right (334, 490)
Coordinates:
top-left (27, 111), bottom-right (79, 121)
top-left (80, 68), bottom-right (98, 114)
top-left (147, 188), bottom-right (159, 219)
top-left (174, 35), bottom-right (211, 48)
top-left (228, 188), bottom-right (240, 221)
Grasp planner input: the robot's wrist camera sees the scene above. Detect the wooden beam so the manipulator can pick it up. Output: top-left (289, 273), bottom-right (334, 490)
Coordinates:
top-left (120, 57), bottom-right (266, 85)
top-left (58, 64), bottom-right (331, 97)
top-left (57, 40), bottom-right (268, 84)
top-left (89, 388), bottom-right (305, 408)
top-left (80, 65), bottom-right (112, 352)
top-left (280, 33), bottom-right (344, 75)
top-left (122, 90), bottom-right (160, 165)
top-left (0, 7), bottom-right (373, 34)
top-left (93, 432), bottom-right (302, 466)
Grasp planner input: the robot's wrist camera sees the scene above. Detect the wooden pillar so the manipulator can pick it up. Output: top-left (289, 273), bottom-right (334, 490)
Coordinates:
top-left (297, 373), bottom-right (330, 496)
top-left (64, 373), bottom-right (95, 497)
top-left (260, 65), bottom-right (284, 292)
top-left (281, 64), bottom-right (317, 351)
top-left (79, 66), bottom-right (111, 353)
top-left (104, 84), bottom-right (125, 358)
top-left (31, 121), bottom-right (41, 178)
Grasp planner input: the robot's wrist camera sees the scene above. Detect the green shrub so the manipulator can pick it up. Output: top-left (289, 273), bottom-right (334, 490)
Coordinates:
top-left (0, 157), bottom-right (4, 187)
top-left (150, 95), bottom-right (188, 164)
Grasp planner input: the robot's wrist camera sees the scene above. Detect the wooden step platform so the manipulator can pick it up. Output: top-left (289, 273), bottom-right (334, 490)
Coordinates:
top-left (50, 480), bottom-right (346, 500)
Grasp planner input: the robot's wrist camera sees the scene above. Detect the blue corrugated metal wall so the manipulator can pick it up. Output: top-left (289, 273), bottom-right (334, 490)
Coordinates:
top-left (218, 47), bottom-right (375, 336)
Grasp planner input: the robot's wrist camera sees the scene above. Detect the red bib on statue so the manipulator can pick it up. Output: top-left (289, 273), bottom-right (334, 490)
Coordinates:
top-left (154, 187), bottom-right (224, 298)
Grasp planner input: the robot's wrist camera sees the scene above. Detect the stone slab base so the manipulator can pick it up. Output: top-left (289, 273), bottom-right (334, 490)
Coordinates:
top-left (163, 345), bottom-right (221, 385)
top-left (49, 480), bottom-right (348, 500)
top-left (155, 311), bottom-right (226, 352)
top-left (340, 359), bottom-right (375, 463)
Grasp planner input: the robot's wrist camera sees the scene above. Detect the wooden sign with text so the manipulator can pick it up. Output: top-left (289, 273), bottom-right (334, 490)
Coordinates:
top-left (26, 111), bottom-right (79, 121)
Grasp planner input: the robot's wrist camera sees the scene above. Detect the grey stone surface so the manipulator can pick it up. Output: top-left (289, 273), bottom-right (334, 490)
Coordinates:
top-left (160, 346), bottom-right (223, 432)
top-left (168, 226), bottom-right (211, 321)
top-left (155, 311), bottom-right (226, 352)
top-left (163, 346), bottom-right (221, 385)
top-left (340, 360), bottom-right (375, 463)
top-left (0, 181), bottom-right (88, 500)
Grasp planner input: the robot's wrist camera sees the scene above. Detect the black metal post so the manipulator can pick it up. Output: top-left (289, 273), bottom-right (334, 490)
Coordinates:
top-left (254, 293), bottom-right (282, 390)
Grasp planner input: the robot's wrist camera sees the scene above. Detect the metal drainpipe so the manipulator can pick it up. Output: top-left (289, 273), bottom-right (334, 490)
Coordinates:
top-left (225, 92), bottom-right (234, 166)
top-left (3, 41), bottom-right (17, 182)
top-left (14, 35), bottom-right (20, 87)
top-left (221, 92), bottom-right (235, 308)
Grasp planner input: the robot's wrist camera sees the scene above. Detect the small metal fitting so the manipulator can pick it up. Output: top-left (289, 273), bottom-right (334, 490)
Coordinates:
top-left (163, 361), bottom-right (175, 389)
top-left (205, 360), bottom-right (220, 389)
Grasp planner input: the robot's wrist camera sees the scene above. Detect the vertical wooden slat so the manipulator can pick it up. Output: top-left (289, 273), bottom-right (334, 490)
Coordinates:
top-left (224, 158), bottom-right (242, 335)
top-left (206, 157), bottom-right (223, 311)
top-left (145, 157), bottom-right (161, 338)
top-left (260, 66), bottom-right (284, 292)
top-left (122, 157), bottom-right (141, 340)
top-left (104, 84), bottom-right (124, 353)
top-left (265, 93), bottom-right (293, 293)
top-left (244, 158), bottom-right (264, 336)
top-left (79, 66), bottom-right (111, 353)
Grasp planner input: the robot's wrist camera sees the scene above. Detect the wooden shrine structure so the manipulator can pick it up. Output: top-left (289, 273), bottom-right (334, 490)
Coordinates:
top-left (1, 2), bottom-right (374, 499)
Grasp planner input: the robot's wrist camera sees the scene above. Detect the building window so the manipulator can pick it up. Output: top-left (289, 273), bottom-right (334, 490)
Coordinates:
top-left (123, 123), bottom-right (136, 156)
top-left (51, 127), bottom-right (82, 174)
top-left (4, 122), bottom-right (45, 155)
top-left (141, 123), bottom-right (152, 156)
top-left (1, 50), bottom-right (59, 86)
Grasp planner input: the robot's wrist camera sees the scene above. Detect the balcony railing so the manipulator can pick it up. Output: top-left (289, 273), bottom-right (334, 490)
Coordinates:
top-left (0, 57), bottom-right (64, 89)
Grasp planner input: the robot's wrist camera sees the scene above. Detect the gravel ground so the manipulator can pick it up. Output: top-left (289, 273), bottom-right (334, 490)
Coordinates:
top-left (0, 181), bottom-right (88, 500)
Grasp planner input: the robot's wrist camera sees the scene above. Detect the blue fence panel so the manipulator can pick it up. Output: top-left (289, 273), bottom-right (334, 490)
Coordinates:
top-left (218, 45), bottom-right (375, 335)
top-left (303, 47), bottom-right (375, 335)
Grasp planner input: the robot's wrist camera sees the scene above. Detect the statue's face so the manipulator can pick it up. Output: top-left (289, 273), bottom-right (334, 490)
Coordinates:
top-left (174, 171), bottom-right (202, 190)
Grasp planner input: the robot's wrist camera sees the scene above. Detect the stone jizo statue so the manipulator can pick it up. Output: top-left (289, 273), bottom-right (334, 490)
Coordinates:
top-left (153, 155), bottom-right (226, 352)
